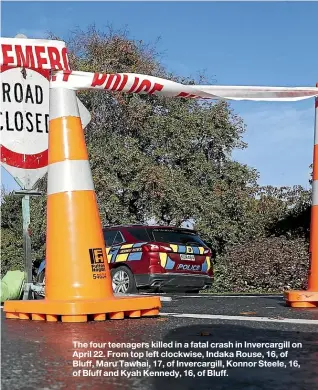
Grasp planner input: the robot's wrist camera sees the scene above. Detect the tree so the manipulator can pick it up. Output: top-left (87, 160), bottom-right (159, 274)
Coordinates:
top-left (56, 25), bottom-right (260, 255)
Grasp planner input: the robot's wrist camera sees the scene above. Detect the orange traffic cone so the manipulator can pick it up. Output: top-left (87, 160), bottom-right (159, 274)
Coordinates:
top-left (4, 86), bottom-right (161, 322)
top-left (285, 84), bottom-right (318, 308)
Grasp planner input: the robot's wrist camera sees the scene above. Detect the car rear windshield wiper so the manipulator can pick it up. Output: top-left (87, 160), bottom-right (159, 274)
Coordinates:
top-left (185, 241), bottom-right (200, 245)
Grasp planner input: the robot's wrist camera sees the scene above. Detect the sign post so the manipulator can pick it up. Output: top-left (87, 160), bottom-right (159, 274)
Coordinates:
top-left (13, 189), bottom-right (43, 299)
top-left (22, 194), bottom-right (31, 297)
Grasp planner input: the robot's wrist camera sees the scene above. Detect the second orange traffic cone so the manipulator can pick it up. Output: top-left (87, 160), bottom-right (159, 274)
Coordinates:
top-left (285, 84), bottom-right (318, 308)
top-left (4, 86), bottom-right (161, 322)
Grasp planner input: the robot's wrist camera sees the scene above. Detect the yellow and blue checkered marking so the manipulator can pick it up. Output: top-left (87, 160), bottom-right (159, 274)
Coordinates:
top-left (201, 256), bottom-right (211, 272)
top-left (169, 244), bottom-right (203, 255)
top-left (108, 242), bottom-right (147, 263)
top-left (107, 242), bottom-right (208, 270)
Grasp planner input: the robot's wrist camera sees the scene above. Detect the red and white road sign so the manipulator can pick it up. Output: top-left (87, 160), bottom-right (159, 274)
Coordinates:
top-left (0, 66), bottom-right (91, 189)
top-left (0, 37), bottom-right (70, 71)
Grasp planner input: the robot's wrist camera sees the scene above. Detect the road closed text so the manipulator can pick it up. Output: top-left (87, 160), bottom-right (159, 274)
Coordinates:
top-left (0, 82), bottom-right (49, 133)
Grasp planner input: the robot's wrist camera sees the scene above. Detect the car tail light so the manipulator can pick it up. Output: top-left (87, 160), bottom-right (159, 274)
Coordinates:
top-left (142, 244), bottom-right (159, 252)
top-left (142, 244), bottom-right (172, 253)
top-left (159, 245), bottom-right (173, 252)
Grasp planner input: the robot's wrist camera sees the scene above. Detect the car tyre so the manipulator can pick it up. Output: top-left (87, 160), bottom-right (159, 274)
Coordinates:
top-left (36, 270), bottom-right (45, 284)
top-left (34, 270), bottom-right (45, 300)
top-left (111, 266), bottom-right (137, 294)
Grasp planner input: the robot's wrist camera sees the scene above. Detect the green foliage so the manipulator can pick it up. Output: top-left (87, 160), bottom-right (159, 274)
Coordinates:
top-left (1, 189), bottom-right (47, 277)
top-left (0, 26), bottom-right (313, 292)
top-left (66, 26), bottom-right (260, 255)
top-left (29, 195), bottom-right (47, 269)
top-left (209, 237), bottom-right (310, 293)
top-left (1, 228), bottom-right (24, 276)
top-left (1, 191), bottom-right (24, 276)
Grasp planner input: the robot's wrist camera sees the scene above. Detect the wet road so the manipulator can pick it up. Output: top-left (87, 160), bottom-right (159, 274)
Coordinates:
top-left (2, 295), bottom-right (318, 390)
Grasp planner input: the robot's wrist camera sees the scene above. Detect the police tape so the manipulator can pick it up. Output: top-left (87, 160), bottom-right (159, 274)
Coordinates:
top-left (1, 37), bottom-right (318, 102)
top-left (50, 70), bottom-right (318, 102)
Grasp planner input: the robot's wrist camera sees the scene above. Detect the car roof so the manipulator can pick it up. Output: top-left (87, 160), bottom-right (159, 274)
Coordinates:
top-left (103, 224), bottom-right (197, 233)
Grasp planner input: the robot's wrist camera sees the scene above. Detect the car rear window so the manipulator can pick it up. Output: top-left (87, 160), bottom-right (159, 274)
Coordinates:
top-left (126, 227), bottom-right (151, 242)
top-left (104, 230), bottom-right (125, 246)
top-left (150, 229), bottom-right (206, 246)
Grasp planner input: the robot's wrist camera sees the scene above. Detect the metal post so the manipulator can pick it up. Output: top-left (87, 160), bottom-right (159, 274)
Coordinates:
top-left (14, 190), bottom-right (43, 299)
top-left (22, 195), bottom-right (32, 299)
top-left (22, 196), bottom-right (32, 279)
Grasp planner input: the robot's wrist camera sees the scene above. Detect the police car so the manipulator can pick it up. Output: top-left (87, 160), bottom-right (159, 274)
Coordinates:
top-left (35, 225), bottom-right (213, 295)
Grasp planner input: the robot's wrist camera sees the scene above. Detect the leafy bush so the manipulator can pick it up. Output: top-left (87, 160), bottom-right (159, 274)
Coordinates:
top-left (1, 229), bottom-right (24, 277)
top-left (209, 236), bottom-right (310, 293)
top-left (1, 190), bottom-right (46, 277)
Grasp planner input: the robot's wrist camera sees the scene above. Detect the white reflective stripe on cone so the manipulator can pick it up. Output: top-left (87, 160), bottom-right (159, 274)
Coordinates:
top-left (313, 180), bottom-right (318, 206)
top-left (49, 87), bottom-right (80, 120)
top-left (47, 160), bottom-right (94, 195)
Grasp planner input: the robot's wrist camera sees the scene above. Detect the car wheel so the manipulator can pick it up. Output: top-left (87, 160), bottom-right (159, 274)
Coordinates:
top-left (36, 270), bottom-right (45, 284)
top-left (34, 270), bottom-right (45, 299)
top-left (111, 266), bottom-right (137, 294)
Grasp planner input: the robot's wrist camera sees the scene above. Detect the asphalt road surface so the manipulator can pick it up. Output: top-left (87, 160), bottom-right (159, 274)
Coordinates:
top-left (2, 294), bottom-right (318, 390)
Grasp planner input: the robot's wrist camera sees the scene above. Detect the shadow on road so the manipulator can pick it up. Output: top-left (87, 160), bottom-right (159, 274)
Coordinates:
top-left (154, 323), bottom-right (318, 390)
top-left (1, 316), bottom-right (318, 390)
